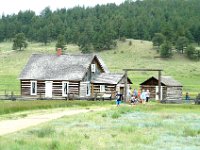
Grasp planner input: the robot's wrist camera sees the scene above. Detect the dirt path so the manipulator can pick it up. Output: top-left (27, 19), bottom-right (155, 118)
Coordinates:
top-left (0, 107), bottom-right (107, 136)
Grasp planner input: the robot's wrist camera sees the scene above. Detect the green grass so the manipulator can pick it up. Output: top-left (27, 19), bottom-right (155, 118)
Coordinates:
top-left (100, 40), bottom-right (200, 95)
top-left (0, 104), bottom-right (200, 149)
top-left (0, 100), bottom-right (113, 115)
top-left (0, 39), bottom-right (200, 95)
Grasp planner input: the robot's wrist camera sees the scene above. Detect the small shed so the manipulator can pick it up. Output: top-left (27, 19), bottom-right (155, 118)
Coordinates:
top-left (140, 76), bottom-right (182, 103)
top-left (91, 73), bottom-right (132, 98)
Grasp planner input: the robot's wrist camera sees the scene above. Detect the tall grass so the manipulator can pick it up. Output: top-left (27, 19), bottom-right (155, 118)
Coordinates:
top-left (0, 100), bottom-right (113, 115)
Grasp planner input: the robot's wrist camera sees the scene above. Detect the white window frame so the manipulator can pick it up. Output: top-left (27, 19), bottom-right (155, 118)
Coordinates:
top-left (62, 81), bottom-right (69, 97)
top-left (91, 64), bottom-right (96, 73)
top-left (100, 85), bottom-right (105, 93)
top-left (86, 82), bottom-right (91, 96)
top-left (30, 81), bottom-right (37, 95)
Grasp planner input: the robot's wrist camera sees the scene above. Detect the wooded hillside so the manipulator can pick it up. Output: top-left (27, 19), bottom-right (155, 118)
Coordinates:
top-left (0, 0), bottom-right (200, 51)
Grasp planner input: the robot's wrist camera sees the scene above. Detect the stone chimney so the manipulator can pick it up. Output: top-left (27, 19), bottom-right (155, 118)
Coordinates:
top-left (57, 48), bottom-right (62, 56)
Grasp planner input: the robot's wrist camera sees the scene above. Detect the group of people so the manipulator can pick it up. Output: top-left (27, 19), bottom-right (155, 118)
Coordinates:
top-left (115, 88), bottom-right (151, 106)
top-left (130, 89), bottom-right (150, 105)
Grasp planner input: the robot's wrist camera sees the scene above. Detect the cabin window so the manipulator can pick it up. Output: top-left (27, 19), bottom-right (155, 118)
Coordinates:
top-left (86, 82), bottom-right (90, 96)
top-left (31, 81), bottom-right (37, 95)
top-left (91, 64), bottom-right (96, 73)
top-left (62, 82), bottom-right (69, 96)
top-left (100, 85), bottom-right (105, 92)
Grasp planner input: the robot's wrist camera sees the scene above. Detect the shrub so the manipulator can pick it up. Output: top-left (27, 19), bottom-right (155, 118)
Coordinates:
top-left (183, 127), bottom-right (198, 137)
top-left (102, 113), bottom-right (107, 117)
top-left (111, 112), bottom-right (121, 119)
top-left (120, 37), bottom-right (126, 42)
top-left (49, 140), bottom-right (60, 150)
top-left (29, 126), bottom-right (55, 138)
top-left (129, 40), bottom-right (132, 46)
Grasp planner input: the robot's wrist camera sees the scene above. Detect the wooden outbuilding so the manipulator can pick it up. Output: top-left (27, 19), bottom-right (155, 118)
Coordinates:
top-left (19, 53), bottom-right (132, 99)
top-left (140, 76), bottom-right (182, 103)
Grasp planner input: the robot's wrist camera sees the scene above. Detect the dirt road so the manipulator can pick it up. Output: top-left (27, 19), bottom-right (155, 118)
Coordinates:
top-left (0, 107), bottom-right (107, 136)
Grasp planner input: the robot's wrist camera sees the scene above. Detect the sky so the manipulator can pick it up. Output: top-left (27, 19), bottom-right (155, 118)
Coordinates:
top-left (0, 0), bottom-right (125, 16)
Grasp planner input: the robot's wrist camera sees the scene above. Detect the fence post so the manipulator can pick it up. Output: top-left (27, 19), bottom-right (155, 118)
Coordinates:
top-left (11, 91), bottom-right (15, 101)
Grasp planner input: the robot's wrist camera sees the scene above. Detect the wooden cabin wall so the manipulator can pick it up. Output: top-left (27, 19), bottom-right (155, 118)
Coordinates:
top-left (21, 80), bottom-right (79, 98)
top-left (82, 57), bottom-right (104, 82)
top-left (140, 85), bottom-right (167, 100)
top-left (21, 80), bottom-right (32, 96)
top-left (92, 84), bottom-right (116, 98)
top-left (166, 86), bottom-right (182, 102)
top-left (140, 85), bottom-right (157, 99)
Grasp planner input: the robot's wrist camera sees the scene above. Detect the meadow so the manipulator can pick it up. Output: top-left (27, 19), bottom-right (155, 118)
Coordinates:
top-left (0, 39), bottom-right (200, 96)
top-left (0, 104), bottom-right (200, 150)
top-left (0, 100), bottom-right (113, 115)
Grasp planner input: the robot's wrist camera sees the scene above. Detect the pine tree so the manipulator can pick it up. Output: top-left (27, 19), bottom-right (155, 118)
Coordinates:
top-left (160, 41), bottom-right (172, 58)
top-left (12, 33), bottom-right (28, 50)
top-left (55, 34), bottom-right (66, 50)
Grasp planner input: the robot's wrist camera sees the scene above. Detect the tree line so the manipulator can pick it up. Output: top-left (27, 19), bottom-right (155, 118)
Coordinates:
top-left (0, 0), bottom-right (200, 57)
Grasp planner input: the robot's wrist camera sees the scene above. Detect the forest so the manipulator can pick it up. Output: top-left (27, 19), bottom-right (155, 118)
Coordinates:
top-left (0, 0), bottom-right (200, 53)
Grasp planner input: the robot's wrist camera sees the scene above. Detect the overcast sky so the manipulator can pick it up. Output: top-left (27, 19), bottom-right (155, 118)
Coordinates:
top-left (0, 0), bottom-right (125, 16)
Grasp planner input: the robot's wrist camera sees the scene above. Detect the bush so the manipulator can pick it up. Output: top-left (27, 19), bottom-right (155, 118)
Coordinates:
top-left (183, 127), bottom-right (198, 137)
top-left (186, 45), bottom-right (195, 59)
top-left (129, 41), bottom-right (132, 46)
top-left (111, 112), bottom-right (121, 119)
top-left (120, 37), bottom-right (126, 42)
top-left (102, 113), bottom-right (107, 117)
top-left (29, 126), bottom-right (56, 138)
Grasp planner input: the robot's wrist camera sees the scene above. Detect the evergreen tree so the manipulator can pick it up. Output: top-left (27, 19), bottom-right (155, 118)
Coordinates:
top-left (186, 45), bottom-right (196, 59)
top-left (12, 33), bottom-right (28, 50)
top-left (55, 34), bottom-right (66, 50)
top-left (152, 33), bottom-right (165, 47)
top-left (38, 26), bottom-right (50, 45)
top-left (175, 36), bottom-right (188, 54)
top-left (160, 41), bottom-right (172, 58)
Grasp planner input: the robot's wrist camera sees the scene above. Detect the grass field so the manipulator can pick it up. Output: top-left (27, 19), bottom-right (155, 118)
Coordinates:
top-left (0, 100), bottom-right (113, 115)
top-left (0, 40), bottom-right (200, 96)
top-left (0, 104), bottom-right (200, 150)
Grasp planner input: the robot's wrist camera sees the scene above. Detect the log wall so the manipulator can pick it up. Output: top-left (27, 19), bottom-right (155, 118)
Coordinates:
top-left (21, 80), bottom-right (79, 98)
top-left (92, 84), bottom-right (116, 98)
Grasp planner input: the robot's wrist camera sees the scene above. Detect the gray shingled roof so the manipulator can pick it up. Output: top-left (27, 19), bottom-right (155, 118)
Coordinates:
top-left (141, 76), bottom-right (182, 86)
top-left (159, 76), bottom-right (182, 86)
top-left (92, 73), bottom-right (125, 84)
top-left (19, 54), bottom-right (106, 81)
top-left (96, 55), bottom-right (109, 73)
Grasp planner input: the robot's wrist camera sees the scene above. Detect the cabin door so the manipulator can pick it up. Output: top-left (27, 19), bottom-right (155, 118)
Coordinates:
top-left (80, 82), bottom-right (90, 97)
top-left (45, 81), bottom-right (53, 98)
top-left (155, 86), bottom-right (163, 100)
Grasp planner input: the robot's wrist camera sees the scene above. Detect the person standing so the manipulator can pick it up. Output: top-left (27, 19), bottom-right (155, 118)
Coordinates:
top-left (140, 89), bottom-right (146, 104)
top-left (116, 92), bottom-right (123, 106)
top-left (146, 89), bottom-right (150, 102)
top-left (185, 92), bottom-right (190, 103)
top-left (137, 89), bottom-right (141, 103)
top-left (133, 89), bottom-right (138, 98)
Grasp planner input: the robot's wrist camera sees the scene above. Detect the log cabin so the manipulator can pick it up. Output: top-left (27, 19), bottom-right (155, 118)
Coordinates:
top-left (140, 76), bottom-right (182, 103)
top-left (19, 52), bottom-right (132, 99)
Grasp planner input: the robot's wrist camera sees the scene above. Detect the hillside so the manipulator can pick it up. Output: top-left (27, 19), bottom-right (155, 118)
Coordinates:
top-left (0, 40), bottom-right (200, 96)
top-left (0, 0), bottom-right (200, 52)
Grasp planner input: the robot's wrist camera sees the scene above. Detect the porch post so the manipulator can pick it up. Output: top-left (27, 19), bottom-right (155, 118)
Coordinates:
top-left (124, 70), bottom-right (128, 102)
top-left (158, 70), bottom-right (161, 101)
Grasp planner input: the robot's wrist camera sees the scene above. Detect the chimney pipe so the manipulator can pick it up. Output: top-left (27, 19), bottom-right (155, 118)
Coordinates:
top-left (57, 48), bottom-right (62, 56)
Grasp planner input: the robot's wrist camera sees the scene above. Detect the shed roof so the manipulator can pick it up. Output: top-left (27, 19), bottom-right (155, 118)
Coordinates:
top-left (92, 73), bottom-right (132, 84)
top-left (140, 76), bottom-right (182, 87)
top-left (19, 54), bottom-right (107, 81)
